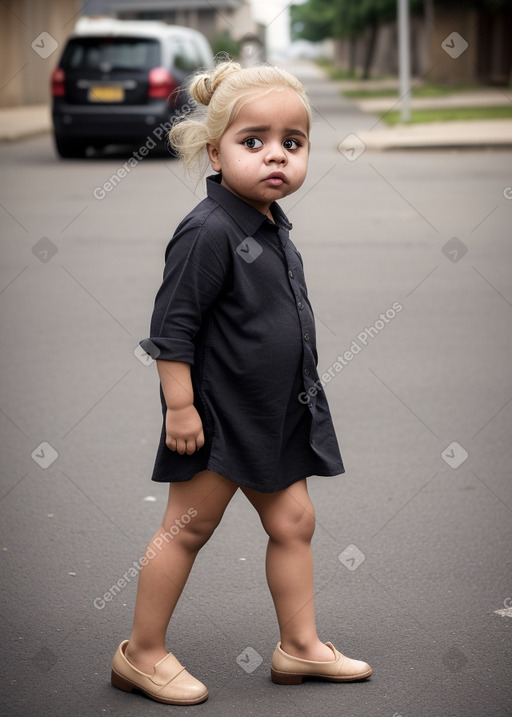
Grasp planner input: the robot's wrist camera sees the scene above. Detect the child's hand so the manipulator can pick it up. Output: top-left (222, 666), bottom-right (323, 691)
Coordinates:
top-left (165, 406), bottom-right (205, 455)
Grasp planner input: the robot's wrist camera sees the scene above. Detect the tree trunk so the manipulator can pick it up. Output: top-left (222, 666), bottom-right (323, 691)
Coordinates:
top-left (362, 21), bottom-right (378, 80)
top-left (423, 0), bottom-right (435, 76)
top-left (349, 37), bottom-right (356, 74)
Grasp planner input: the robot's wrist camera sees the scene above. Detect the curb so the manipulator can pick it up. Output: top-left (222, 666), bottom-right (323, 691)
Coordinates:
top-left (0, 127), bottom-right (51, 143)
top-left (351, 120), bottom-right (512, 152)
top-left (372, 144), bottom-right (512, 151)
top-left (357, 140), bottom-right (512, 151)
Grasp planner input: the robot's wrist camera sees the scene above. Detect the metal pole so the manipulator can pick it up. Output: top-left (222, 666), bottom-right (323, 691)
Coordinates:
top-left (398, 0), bottom-right (411, 123)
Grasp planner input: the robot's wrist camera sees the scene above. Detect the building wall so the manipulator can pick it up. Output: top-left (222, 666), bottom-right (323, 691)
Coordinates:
top-left (0, 0), bottom-right (257, 108)
top-left (329, 5), bottom-right (509, 86)
top-left (226, 1), bottom-right (254, 43)
top-left (117, 1), bottom-right (255, 44)
top-left (0, 0), bottom-right (82, 107)
top-left (332, 17), bottom-right (428, 79)
top-left (427, 7), bottom-right (479, 84)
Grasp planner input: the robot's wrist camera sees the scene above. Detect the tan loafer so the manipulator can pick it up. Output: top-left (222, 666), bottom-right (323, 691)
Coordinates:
top-left (271, 641), bottom-right (372, 684)
top-left (111, 640), bottom-right (208, 705)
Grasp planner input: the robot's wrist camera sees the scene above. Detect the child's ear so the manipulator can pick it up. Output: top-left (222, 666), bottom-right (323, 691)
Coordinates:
top-left (206, 142), bottom-right (221, 172)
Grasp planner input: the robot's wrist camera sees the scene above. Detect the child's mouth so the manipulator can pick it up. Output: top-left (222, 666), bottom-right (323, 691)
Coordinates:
top-left (264, 172), bottom-right (286, 187)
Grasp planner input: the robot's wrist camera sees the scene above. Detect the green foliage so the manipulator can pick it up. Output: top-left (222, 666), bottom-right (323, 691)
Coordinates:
top-left (292, 0), bottom-right (426, 42)
top-left (292, 0), bottom-right (512, 45)
top-left (343, 83), bottom-right (478, 98)
top-left (211, 32), bottom-right (240, 59)
top-left (382, 105), bottom-right (512, 125)
top-left (291, 0), bottom-right (339, 42)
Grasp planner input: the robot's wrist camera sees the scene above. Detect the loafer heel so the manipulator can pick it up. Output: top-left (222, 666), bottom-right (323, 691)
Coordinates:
top-left (111, 668), bottom-right (135, 692)
top-left (271, 668), bottom-right (303, 685)
top-left (270, 642), bottom-right (372, 684)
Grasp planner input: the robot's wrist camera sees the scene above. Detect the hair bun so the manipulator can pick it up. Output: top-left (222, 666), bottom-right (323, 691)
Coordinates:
top-left (189, 60), bottom-right (242, 106)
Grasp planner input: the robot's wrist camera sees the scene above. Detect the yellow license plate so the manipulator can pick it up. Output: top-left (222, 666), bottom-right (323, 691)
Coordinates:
top-left (89, 85), bottom-right (125, 102)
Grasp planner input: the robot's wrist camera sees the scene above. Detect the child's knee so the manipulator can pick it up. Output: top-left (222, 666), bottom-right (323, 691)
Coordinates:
top-left (266, 506), bottom-right (316, 545)
top-left (171, 516), bottom-right (219, 553)
top-left (150, 514), bottom-right (218, 554)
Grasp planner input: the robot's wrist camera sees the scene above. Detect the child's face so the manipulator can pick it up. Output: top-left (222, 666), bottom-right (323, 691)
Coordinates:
top-left (207, 88), bottom-right (310, 217)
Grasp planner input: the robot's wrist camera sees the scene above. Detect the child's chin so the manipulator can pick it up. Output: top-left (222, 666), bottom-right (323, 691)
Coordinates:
top-left (264, 184), bottom-right (293, 197)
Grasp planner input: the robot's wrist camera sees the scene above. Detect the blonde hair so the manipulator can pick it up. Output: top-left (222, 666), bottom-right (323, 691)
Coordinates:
top-left (169, 60), bottom-right (312, 172)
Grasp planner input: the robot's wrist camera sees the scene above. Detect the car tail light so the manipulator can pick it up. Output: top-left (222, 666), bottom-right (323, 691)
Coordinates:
top-left (51, 67), bottom-right (65, 96)
top-left (148, 67), bottom-right (178, 99)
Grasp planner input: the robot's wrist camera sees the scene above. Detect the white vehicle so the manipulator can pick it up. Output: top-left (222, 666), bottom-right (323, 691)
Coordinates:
top-left (51, 18), bottom-right (214, 158)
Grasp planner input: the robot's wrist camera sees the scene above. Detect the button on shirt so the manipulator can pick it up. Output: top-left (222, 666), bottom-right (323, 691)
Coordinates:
top-left (141, 174), bottom-right (344, 492)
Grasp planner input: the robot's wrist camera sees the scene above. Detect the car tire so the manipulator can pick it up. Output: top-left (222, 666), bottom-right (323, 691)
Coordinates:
top-left (54, 134), bottom-right (88, 159)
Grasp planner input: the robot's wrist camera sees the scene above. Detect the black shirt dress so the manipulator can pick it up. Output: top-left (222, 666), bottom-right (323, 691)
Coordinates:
top-left (141, 174), bottom-right (344, 493)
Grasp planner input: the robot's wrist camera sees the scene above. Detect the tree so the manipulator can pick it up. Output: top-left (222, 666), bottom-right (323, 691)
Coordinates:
top-left (291, 0), bottom-right (423, 79)
top-left (290, 0), bottom-right (341, 44)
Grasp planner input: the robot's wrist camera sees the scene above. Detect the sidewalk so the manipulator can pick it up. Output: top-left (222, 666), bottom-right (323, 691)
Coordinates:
top-left (333, 79), bottom-right (512, 150)
top-left (357, 119), bottom-right (512, 150)
top-left (0, 104), bottom-right (51, 142)
top-left (354, 89), bottom-right (512, 113)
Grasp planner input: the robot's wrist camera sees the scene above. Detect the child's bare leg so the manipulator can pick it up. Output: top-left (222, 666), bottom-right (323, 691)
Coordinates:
top-left (125, 470), bottom-right (238, 673)
top-left (242, 479), bottom-right (333, 662)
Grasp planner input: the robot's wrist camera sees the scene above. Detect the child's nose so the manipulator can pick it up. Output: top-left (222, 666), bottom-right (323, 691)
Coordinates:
top-left (265, 142), bottom-right (286, 164)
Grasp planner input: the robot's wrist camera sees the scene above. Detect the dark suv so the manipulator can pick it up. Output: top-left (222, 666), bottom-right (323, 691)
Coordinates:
top-left (51, 18), bottom-right (213, 158)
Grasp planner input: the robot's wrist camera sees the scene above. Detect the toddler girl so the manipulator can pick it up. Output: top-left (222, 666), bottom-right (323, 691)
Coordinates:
top-left (111, 60), bottom-right (372, 705)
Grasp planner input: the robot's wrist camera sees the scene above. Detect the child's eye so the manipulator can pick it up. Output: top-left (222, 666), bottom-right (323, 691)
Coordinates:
top-left (243, 137), bottom-right (263, 149)
top-left (283, 139), bottom-right (301, 150)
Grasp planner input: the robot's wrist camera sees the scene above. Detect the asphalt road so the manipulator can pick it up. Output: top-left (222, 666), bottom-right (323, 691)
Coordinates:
top-left (1, 62), bottom-right (511, 717)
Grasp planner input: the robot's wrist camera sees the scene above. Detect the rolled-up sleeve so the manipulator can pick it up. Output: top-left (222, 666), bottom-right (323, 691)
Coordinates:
top-left (140, 219), bottom-right (229, 364)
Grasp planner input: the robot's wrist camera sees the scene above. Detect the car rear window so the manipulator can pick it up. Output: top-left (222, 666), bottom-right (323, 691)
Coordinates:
top-left (61, 37), bottom-right (161, 72)
top-left (172, 38), bottom-right (202, 73)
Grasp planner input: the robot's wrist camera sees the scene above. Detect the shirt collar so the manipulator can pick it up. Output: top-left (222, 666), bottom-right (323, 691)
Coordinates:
top-left (206, 174), bottom-right (293, 236)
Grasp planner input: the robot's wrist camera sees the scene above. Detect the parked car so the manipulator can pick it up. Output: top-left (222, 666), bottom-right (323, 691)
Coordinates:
top-left (51, 18), bottom-right (213, 158)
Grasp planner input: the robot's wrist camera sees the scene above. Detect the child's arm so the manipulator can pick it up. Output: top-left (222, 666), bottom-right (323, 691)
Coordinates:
top-left (143, 224), bottom-right (230, 456)
top-left (157, 360), bottom-right (204, 456)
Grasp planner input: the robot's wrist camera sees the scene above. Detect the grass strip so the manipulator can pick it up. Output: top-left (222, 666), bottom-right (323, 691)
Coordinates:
top-left (381, 106), bottom-right (512, 125)
top-left (344, 85), bottom-right (480, 99)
